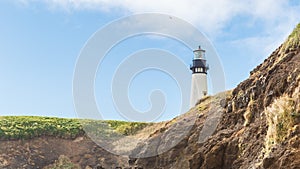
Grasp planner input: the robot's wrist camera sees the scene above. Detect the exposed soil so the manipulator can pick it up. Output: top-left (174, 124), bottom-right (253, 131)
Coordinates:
top-left (0, 136), bottom-right (128, 169)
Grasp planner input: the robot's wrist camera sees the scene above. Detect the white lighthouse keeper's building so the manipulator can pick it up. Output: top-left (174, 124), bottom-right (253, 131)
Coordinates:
top-left (190, 46), bottom-right (209, 108)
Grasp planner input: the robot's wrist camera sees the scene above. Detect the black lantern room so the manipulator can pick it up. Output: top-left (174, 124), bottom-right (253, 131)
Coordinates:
top-left (190, 46), bottom-right (208, 74)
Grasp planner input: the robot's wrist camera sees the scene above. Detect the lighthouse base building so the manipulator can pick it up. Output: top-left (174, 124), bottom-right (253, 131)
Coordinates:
top-left (190, 73), bottom-right (208, 107)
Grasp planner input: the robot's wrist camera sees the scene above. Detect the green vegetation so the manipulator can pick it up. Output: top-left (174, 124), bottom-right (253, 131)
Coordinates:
top-left (0, 116), bottom-right (83, 140)
top-left (265, 95), bottom-right (299, 154)
top-left (280, 23), bottom-right (300, 53)
top-left (0, 116), bottom-right (151, 140)
top-left (110, 120), bottom-right (149, 135)
top-left (82, 119), bottom-right (150, 139)
top-left (44, 155), bottom-right (80, 169)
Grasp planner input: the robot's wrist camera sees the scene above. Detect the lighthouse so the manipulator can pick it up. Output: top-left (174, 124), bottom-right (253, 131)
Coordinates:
top-left (190, 46), bottom-right (208, 108)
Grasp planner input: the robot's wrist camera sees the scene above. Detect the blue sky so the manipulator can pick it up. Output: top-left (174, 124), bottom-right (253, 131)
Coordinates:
top-left (0, 0), bottom-right (300, 121)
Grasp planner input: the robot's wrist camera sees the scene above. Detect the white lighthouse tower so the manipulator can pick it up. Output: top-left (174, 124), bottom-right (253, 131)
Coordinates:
top-left (190, 46), bottom-right (208, 108)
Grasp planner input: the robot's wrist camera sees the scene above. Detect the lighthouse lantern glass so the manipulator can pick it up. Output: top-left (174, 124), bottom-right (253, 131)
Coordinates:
top-left (193, 50), bottom-right (205, 59)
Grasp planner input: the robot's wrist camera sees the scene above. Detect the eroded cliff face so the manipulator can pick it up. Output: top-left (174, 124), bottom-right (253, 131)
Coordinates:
top-left (129, 24), bottom-right (300, 169)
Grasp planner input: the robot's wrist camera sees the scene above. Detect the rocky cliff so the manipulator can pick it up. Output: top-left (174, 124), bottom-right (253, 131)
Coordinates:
top-left (129, 23), bottom-right (300, 169)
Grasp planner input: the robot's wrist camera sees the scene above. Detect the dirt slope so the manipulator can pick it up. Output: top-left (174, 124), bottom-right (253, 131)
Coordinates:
top-left (0, 136), bottom-right (128, 169)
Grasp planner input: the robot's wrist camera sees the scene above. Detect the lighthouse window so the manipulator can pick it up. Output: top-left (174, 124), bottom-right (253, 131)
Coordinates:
top-left (195, 68), bottom-right (204, 73)
top-left (193, 50), bottom-right (206, 59)
top-left (194, 51), bottom-right (201, 59)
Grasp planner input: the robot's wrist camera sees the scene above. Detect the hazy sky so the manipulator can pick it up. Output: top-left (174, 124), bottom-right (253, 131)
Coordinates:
top-left (0, 0), bottom-right (299, 121)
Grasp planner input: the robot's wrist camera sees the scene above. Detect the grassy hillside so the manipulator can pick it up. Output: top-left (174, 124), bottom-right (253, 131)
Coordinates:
top-left (0, 116), bottom-right (150, 140)
top-left (280, 23), bottom-right (300, 54)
